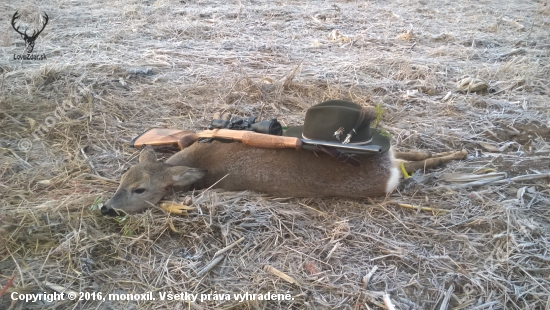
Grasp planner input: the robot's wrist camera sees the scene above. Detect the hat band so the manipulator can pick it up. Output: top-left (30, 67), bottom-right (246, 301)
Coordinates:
top-left (302, 133), bottom-right (373, 146)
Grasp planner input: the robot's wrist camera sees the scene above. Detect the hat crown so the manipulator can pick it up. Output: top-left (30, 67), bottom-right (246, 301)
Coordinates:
top-left (302, 100), bottom-right (373, 143)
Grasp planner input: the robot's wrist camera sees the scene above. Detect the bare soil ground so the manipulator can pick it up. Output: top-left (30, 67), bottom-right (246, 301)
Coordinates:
top-left (1, 0), bottom-right (550, 309)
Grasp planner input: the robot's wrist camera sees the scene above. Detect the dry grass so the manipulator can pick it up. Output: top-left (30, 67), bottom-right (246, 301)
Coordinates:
top-left (1, 0), bottom-right (550, 309)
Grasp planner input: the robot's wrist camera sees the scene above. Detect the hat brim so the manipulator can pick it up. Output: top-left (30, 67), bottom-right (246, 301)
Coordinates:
top-left (284, 126), bottom-right (391, 154)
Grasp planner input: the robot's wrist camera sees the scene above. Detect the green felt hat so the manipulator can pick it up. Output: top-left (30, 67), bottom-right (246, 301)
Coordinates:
top-left (284, 100), bottom-right (391, 153)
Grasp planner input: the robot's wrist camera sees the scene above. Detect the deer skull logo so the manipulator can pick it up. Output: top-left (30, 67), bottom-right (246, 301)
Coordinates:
top-left (11, 11), bottom-right (49, 54)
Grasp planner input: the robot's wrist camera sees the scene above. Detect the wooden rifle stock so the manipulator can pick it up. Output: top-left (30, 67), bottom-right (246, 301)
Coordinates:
top-left (180, 130), bottom-right (303, 150)
top-left (130, 128), bottom-right (303, 150)
top-left (130, 128), bottom-right (192, 147)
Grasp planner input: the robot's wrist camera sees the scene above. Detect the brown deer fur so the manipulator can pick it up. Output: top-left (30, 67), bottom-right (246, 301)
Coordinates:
top-left (103, 140), bottom-right (400, 214)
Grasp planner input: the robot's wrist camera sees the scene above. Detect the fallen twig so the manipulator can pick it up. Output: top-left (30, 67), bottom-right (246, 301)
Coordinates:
top-left (213, 237), bottom-right (245, 258)
top-left (0, 275), bottom-right (16, 298)
top-left (0, 147), bottom-right (31, 168)
top-left (44, 281), bottom-right (79, 296)
top-left (264, 264), bottom-right (298, 285)
top-left (432, 172), bottom-right (550, 191)
top-left (383, 293), bottom-right (396, 310)
top-left (440, 172), bottom-right (506, 183)
top-left (325, 242), bottom-right (341, 261)
top-left (197, 255), bottom-right (225, 277)
top-left (299, 203), bottom-right (328, 216)
top-left (76, 172), bottom-right (118, 184)
top-left (396, 203), bottom-right (449, 214)
top-left (439, 284), bottom-right (454, 310)
top-left (362, 265), bottom-right (378, 288)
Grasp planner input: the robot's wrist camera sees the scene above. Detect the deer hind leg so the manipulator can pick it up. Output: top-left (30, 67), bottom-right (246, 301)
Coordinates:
top-left (394, 149), bottom-right (468, 176)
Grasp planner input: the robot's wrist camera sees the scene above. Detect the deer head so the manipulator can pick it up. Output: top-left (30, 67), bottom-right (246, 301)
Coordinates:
top-left (11, 11), bottom-right (49, 53)
top-left (101, 146), bottom-right (207, 216)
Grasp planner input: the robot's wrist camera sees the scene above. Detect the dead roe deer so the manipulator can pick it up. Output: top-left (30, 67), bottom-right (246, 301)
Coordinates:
top-left (101, 141), bottom-right (400, 215)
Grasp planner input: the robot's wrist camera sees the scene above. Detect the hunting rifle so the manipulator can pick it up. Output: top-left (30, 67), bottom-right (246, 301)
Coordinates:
top-left (130, 128), bottom-right (382, 155)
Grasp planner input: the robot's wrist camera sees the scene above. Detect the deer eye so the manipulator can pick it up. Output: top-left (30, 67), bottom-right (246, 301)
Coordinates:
top-left (133, 188), bottom-right (146, 194)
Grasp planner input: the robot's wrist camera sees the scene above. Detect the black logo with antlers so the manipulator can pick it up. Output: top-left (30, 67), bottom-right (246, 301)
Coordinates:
top-left (11, 11), bottom-right (49, 54)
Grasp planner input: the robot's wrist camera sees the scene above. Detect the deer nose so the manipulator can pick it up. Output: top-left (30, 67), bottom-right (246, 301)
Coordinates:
top-left (100, 205), bottom-right (119, 216)
top-left (100, 205), bottom-right (111, 215)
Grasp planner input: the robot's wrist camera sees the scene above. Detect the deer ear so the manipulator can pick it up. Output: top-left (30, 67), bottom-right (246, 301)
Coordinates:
top-left (167, 167), bottom-right (207, 186)
top-left (139, 145), bottom-right (157, 163)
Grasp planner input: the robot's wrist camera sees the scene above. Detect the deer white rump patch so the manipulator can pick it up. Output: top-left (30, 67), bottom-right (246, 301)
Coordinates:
top-left (385, 148), bottom-right (400, 193)
top-left (386, 165), bottom-right (400, 193)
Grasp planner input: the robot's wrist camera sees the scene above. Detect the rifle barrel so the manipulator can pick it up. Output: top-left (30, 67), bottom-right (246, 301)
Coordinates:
top-left (300, 139), bottom-right (382, 154)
